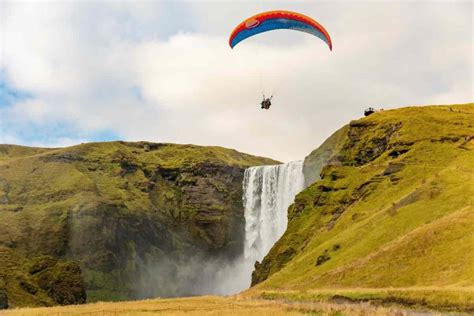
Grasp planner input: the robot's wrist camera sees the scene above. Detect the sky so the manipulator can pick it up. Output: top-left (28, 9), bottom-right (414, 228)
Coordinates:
top-left (0, 1), bottom-right (472, 162)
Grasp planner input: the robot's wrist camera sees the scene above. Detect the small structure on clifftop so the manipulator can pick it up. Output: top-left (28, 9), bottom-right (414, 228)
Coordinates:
top-left (364, 107), bottom-right (376, 116)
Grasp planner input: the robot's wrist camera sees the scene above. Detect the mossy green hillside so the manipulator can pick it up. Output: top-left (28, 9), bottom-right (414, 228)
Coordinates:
top-left (0, 141), bottom-right (277, 303)
top-left (251, 104), bottom-right (474, 307)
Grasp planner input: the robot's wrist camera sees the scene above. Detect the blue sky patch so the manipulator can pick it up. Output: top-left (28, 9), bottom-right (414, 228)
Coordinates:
top-left (0, 73), bottom-right (32, 108)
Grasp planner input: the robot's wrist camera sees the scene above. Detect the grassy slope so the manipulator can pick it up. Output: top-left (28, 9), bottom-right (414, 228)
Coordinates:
top-left (250, 103), bottom-right (474, 311)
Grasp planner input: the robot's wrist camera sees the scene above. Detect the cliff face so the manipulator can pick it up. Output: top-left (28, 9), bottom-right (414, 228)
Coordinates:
top-left (252, 104), bottom-right (474, 290)
top-left (0, 141), bottom-right (277, 303)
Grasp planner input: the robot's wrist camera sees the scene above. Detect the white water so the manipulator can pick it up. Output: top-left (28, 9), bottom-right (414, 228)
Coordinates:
top-left (134, 161), bottom-right (306, 296)
top-left (239, 161), bottom-right (305, 286)
top-left (190, 161), bottom-right (305, 295)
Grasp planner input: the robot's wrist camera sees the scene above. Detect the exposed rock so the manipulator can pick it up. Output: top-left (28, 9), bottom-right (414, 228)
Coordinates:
top-left (39, 152), bottom-right (85, 163)
top-left (19, 279), bottom-right (39, 295)
top-left (315, 250), bottom-right (331, 266)
top-left (303, 126), bottom-right (349, 185)
top-left (388, 142), bottom-right (412, 158)
top-left (343, 122), bottom-right (402, 165)
top-left (252, 248), bottom-right (296, 286)
top-left (119, 160), bottom-right (138, 175)
top-left (0, 277), bottom-right (8, 310)
top-left (0, 247), bottom-right (86, 308)
top-left (35, 262), bottom-right (87, 305)
top-left (28, 256), bottom-right (58, 275)
top-left (0, 289), bottom-right (7, 310)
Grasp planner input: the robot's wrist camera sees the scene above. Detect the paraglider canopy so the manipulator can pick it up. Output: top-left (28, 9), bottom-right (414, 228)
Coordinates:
top-left (229, 10), bottom-right (332, 50)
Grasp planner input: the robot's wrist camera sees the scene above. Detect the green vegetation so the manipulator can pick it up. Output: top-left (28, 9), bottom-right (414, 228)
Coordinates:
top-left (0, 141), bottom-right (277, 306)
top-left (0, 247), bottom-right (86, 308)
top-left (2, 103), bottom-right (473, 312)
top-left (251, 103), bottom-right (474, 312)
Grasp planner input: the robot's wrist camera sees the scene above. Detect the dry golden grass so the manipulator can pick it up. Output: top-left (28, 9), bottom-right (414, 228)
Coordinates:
top-left (0, 293), bottom-right (460, 316)
top-left (249, 286), bottom-right (474, 312)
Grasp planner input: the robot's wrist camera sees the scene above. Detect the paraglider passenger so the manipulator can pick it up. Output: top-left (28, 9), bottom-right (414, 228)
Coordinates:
top-left (261, 96), bottom-right (272, 110)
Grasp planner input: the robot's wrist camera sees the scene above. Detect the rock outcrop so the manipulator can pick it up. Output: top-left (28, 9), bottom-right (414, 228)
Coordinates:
top-left (0, 248), bottom-right (86, 308)
top-left (0, 284), bottom-right (8, 310)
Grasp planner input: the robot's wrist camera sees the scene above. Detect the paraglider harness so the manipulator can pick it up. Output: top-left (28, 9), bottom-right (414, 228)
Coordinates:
top-left (261, 95), bottom-right (273, 110)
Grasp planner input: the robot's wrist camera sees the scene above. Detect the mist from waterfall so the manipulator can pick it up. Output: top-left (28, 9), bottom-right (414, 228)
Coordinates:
top-left (178, 161), bottom-right (305, 295)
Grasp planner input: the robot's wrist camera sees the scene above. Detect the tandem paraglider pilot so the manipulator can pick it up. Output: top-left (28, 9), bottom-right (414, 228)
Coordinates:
top-left (261, 95), bottom-right (272, 110)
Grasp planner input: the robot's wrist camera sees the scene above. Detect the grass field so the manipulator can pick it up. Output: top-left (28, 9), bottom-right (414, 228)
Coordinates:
top-left (1, 290), bottom-right (467, 316)
top-left (252, 286), bottom-right (474, 313)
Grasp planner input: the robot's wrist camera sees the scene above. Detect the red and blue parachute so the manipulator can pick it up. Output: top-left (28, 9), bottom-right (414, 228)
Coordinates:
top-left (229, 10), bottom-right (332, 50)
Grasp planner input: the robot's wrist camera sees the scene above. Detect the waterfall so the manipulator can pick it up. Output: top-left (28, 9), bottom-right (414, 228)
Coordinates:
top-left (211, 161), bottom-right (304, 294)
top-left (241, 161), bottom-right (305, 282)
top-left (171, 161), bottom-right (305, 295)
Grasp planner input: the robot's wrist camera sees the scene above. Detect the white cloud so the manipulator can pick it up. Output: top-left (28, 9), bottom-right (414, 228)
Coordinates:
top-left (0, 1), bottom-right (472, 161)
top-left (0, 132), bottom-right (18, 145)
